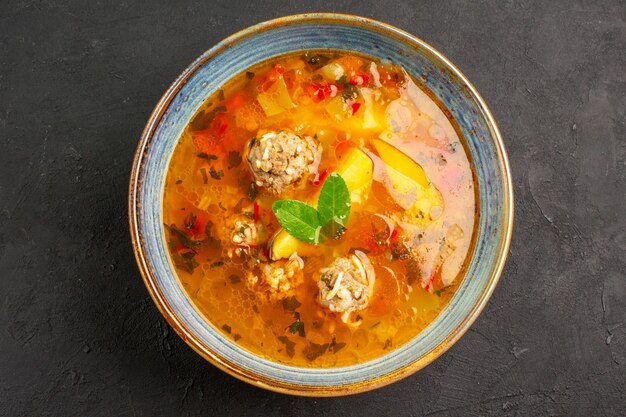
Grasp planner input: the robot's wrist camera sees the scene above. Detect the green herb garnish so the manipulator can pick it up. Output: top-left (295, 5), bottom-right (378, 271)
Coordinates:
top-left (197, 152), bottom-right (218, 161)
top-left (271, 173), bottom-right (350, 244)
top-left (282, 295), bottom-right (301, 313)
top-left (337, 75), bottom-right (359, 101)
top-left (272, 200), bottom-right (322, 244)
top-left (227, 151), bottom-right (242, 169)
top-left (303, 341), bottom-right (329, 361)
top-left (190, 105), bottom-right (227, 131)
top-left (210, 260), bottom-right (224, 268)
top-left (329, 337), bottom-right (346, 353)
top-left (199, 167), bottom-right (208, 184)
top-left (184, 212), bottom-right (197, 230)
top-left (248, 182), bottom-right (258, 202)
top-left (165, 224), bottom-right (202, 249)
top-left (277, 336), bottom-right (295, 358)
top-left (209, 166), bottom-right (224, 180)
top-left (287, 314), bottom-right (305, 337)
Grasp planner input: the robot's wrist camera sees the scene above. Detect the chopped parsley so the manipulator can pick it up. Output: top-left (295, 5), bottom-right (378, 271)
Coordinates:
top-left (287, 314), bottom-right (305, 337)
top-left (197, 152), bottom-right (218, 161)
top-left (227, 151), bottom-right (242, 169)
top-left (209, 166), bottom-right (224, 180)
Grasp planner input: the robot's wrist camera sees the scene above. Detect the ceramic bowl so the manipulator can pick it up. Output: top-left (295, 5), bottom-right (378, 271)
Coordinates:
top-left (129, 13), bottom-right (513, 396)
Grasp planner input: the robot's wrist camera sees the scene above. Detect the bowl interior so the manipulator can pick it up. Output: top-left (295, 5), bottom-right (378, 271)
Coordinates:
top-left (130, 14), bottom-right (512, 395)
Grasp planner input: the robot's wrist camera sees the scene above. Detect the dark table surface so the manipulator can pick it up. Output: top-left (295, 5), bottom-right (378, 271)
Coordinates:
top-left (1, 1), bottom-right (625, 416)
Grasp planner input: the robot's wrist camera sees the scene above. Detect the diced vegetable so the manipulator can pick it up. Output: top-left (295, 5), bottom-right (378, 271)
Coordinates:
top-left (372, 138), bottom-right (443, 223)
top-left (325, 96), bottom-right (348, 121)
top-left (360, 88), bottom-right (381, 129)
top-left (257, 78), bottom-right (295, 116)
top-left (270, 147), bottom-right (373, 260)
top-left (320, 63), bottom-right (344, 81)
top-left (349, 71), bottom-right (370, 86)
top-left (335, 146), bottom-right (374, 194)
top-left (372, 138), bottom-right (429, 188)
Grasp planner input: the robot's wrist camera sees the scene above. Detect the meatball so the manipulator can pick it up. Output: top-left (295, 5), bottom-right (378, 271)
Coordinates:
top-left (224, 215), bottom-right (258, 257)
top-left (318, 252), bottom-right (375, 316)
top-left (247, 131), bottom-right (321, 194)
top-left (246, 254), bottom-right (304, 301)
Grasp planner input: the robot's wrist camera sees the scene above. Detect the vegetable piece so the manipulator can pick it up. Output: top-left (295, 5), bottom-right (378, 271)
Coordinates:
top-left (359, 88), bottom-right (381, 129)
top-left (371, 138), bottom-right (444, 222)
top-left (270, 148), bottom-right (373, 260)
top-left (336, 147), bottom-right (374, 194)
top-left (257, 78), bottom-right (295, 117)
top-left (349, 71), bottom-right (370, 86)
top-left (325, 96), bottom-right (348, 120)
top-left (320, 63), bottom-right (344, 81)
top-left (371, 138), bottom-right (429, 188)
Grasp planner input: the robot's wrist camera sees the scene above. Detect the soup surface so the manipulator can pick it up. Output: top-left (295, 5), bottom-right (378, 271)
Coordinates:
top-left (163, 51), bottom-right (476, 366)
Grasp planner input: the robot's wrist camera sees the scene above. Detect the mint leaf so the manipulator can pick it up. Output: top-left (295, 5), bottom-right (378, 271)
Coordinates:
top-left (272, 200), bottom-right (322, 244)
top-left (272, 173), bottom-right (351, 244)
top-left (317, 172), bottom-right (351, 231)
top-left (320, 219), bottom-right (347, 242)
top-left (287, 318), bottom-right (305, 337)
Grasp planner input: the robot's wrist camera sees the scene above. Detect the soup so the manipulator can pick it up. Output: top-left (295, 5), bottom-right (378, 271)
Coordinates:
top-left (163, 51), bottom-right (476, 366)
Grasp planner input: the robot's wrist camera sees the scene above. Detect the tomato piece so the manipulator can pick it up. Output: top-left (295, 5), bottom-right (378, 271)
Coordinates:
top-left (350, 102), bottom-right (361, 115)
top-left (312, 168), bottom-right (330, 186)
top-left (349, 71), bottom-right (370, 86)
top-left (224, 92), bottom-right (249, 112)
top-left (322, 83), bottom-right (338, 98)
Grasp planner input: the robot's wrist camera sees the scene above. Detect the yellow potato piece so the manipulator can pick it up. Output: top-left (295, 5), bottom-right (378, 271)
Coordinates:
top-left (257, 78), bottom-right (295, 117)
top-left (270, 147), bottom-right (373, 260)
top-left (372, 138), bottom-right (443, 225)
top-left (372, 138), bottom-right (429, 188)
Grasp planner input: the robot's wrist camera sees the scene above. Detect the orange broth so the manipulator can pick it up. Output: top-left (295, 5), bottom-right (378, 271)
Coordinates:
top-left (163, 51), bottom-right (477, 366)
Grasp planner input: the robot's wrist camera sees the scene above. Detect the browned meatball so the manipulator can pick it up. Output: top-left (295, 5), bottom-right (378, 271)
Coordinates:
top-left (247, 131), bottom-right (321, 194)
top-left (318, 252), bottom-right (375, 316)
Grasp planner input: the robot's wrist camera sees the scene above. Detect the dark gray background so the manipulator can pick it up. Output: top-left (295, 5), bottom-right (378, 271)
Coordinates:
top-left (1, 0), bottom-right (624, 416)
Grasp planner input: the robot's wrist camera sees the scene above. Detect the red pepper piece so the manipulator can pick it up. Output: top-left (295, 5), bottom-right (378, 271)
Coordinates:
top-left (253, 201), bottom-right (260, 223)
top-left (313, 168), bottom-right (330, 186)
top-left (348, 72), bottom-right (370, 86)
top-left (350, 102), bottom-right (361, 115)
